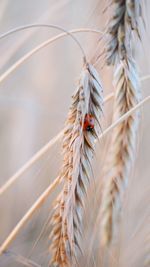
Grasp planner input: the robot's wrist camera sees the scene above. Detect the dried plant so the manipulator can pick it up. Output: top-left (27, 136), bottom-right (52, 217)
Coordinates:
top-left (106, 0), bottom-right (143, 66)
top-left (100, 0), bottom-right (143, 246)
top-left (100, 56), bottom-right (140, 246)
top-left (0, 2), bottom-right (149, 267)
top-left (49, 62), bottom-right (103, 266)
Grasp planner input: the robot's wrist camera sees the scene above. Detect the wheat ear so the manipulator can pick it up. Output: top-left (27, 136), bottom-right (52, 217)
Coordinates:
top-left (106, 0), bottom-right (142, 66)
top-left (49, 62), bottom-right (103, 266)
top-left (100, 0), bottom-right (143, 246)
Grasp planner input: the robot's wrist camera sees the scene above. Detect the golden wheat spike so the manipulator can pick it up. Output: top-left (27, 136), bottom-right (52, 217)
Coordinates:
top-left (49, 63), bottom-right (103, 266)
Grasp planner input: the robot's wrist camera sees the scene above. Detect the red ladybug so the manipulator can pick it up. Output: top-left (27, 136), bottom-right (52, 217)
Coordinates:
top-left (83, 113), bottom-right (94, 131)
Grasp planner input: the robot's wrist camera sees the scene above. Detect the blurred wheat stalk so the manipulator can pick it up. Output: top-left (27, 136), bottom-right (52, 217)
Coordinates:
top-left (100, 0), bottom-right (143, 246)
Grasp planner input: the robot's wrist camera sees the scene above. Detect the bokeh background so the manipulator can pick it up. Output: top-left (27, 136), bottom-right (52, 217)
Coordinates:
top-left (0, 1), bottom-right (149, 266)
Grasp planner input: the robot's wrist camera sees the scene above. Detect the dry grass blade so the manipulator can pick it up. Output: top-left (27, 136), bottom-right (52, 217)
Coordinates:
top-left (4, 250), bottom-right (41, 267)
top-left (100, 0), bottom-right (144, 246)
top-left (0, 176), bottom-right (61, 255)
top-left (0, 131), bottom-right (63, 196)
top-left (0, 94), bottom-right (149, 256)
top-left (140, 74), bottom-right (150, 82)
top-left (0, 24), bottom-right (104, 40)
top-left (49, 63), bottom-right (103, 266)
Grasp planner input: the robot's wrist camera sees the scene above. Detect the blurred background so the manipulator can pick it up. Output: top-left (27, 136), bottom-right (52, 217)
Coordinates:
top-left (0, 1), bottom-right (149, 266)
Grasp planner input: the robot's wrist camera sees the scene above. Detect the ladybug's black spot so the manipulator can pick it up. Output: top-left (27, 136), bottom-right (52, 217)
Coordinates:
top-left (86, 126), bottom-right (93, 132)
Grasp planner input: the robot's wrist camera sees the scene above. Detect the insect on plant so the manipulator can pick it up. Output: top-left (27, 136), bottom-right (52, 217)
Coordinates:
top-left (0, 1), bottom-right (150, 267)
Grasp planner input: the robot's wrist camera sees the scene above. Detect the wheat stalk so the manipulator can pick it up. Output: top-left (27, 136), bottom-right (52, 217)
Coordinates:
top-left (49, 62), bottom-right (103, 266)
top-left (0, 24), bottom-right (104, 40)
top-left (100, 0), bottom-right (143, 246)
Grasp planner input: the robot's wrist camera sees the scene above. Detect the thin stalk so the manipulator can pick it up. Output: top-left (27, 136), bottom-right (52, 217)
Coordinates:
top-left (0, 131), bottom-right (63, 196)
top-left (0, 176), bottom-right (61, 255)
top-left (0, 24), bottom-right (89, 63)
top-left (0, 24), bottom-right (104, 40)
top-left (0, 28), bottom-right (102, 85)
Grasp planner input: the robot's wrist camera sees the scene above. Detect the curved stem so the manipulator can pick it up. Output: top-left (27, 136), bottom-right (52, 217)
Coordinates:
top-left (0, 24), bottom-right (89, 62)
top-left (0, 94), bottom-right (149, 255)
top-left (0, 24), bottom-right (103, 41)
top-left (0, 27), bottom-right (102, 85)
